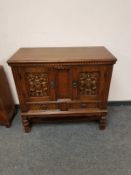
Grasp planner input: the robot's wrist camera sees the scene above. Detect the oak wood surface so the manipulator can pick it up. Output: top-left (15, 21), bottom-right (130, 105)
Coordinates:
top-left (8, 47), bottom-right (117, 64)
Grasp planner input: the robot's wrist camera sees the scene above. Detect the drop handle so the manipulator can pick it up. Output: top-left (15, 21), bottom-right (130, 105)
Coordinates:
top-left (72, 80), bottom-right (77, 88)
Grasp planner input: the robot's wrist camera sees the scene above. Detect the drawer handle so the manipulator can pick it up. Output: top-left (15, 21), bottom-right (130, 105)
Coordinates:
top-left (72, 80), bottom-right (77, 88)
top-left (80, 103), bottom-right (87, 108)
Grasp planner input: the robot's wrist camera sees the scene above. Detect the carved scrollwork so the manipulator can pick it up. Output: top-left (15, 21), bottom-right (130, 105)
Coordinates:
top-left (79, 72), bottom-right (99, 95)
top-left (26, 73), bottom-right (48, 97)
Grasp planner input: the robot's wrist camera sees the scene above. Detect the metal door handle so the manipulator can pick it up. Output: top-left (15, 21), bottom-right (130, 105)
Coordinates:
top-left (50, 81), bottom-right (55, 88)
top-left (72, 80), bottom-right (77, 88)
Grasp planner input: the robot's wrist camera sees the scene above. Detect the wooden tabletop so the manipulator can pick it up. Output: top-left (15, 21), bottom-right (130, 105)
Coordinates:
top-left (7, 47), bottom-right (117, 64)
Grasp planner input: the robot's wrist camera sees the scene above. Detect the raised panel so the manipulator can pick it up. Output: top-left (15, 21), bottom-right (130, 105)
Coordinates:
top-left (56, 69), bottom-right (72, 99)
top-left (26, 72), bottom-right (49, 97)
top-left (20, 66), bottom-right (56, 102)
top-left (72, 66), bottom-right (102, 101)
top-left (79, 72), bottom-right (99, 95)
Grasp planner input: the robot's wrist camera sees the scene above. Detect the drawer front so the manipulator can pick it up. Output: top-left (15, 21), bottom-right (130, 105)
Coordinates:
top-left (69, 102), bottom-right (98, 109)
top-left (28, 103), bottom-right (57, 111)
top-left (27, 101), bottom-right (99, 111)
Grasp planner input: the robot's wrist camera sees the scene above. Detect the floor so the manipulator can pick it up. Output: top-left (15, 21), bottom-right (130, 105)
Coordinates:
top-left (0, 105), bottom-right (131, 175)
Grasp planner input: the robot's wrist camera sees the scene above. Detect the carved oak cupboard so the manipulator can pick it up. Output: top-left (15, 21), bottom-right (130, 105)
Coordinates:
top-left (7, 47), bottom-right (117, 132)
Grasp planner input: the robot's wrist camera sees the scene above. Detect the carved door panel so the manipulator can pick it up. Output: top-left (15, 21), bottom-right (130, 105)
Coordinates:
top-left (72, 66), bottom-right (104, 101)
top-left (20, 66), bottom-right (56, 102)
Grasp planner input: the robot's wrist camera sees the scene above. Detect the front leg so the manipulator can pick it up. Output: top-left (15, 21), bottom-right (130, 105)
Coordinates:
top-left (5, 123), bottom-right (11, 128)
top-left (22, 116), bottom-right (31, 133)
top-left (99, 115), bottom-right (107, 130)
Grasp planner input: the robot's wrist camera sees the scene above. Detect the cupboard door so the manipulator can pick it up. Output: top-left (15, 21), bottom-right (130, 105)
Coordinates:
top-left (72, 66), bottom-right (104, 101)
top-left (20, 66), bottom-right (56, 102)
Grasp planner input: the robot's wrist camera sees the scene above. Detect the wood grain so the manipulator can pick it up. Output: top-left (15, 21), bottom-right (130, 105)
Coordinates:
top-left (7, 47), bottom-right (117, 64)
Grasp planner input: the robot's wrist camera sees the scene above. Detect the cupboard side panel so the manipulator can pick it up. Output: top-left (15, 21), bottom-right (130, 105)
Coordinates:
top-left (99, 65), bottom-right (113, 109)
top-left (11, 66), bottom-right (29, 112)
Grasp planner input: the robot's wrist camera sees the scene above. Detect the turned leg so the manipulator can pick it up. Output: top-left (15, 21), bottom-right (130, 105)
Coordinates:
top-left (99, 115), bottom-right (107, 130)
top-left (22, 116), bottom-right (31, 133)
top-left (5, 123), bottom-right (11, 128)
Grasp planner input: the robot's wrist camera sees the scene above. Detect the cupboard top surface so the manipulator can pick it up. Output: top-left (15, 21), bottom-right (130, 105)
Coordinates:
top-left (8, 47), bottom-right (117, 64)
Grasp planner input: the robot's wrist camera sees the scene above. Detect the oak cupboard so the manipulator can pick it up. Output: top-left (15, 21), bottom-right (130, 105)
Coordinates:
top-left (8, 47), bottom-right (117, 132)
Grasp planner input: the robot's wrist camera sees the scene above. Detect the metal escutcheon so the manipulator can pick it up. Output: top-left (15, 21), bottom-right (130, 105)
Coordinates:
top-left (72, 80), bottom-right (77, 88)
top-left (50, 80), bottom-right (55, 88)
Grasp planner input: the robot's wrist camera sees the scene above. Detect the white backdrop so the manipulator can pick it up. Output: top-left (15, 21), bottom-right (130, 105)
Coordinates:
top-left (0, 0), bottom-right (131, 103)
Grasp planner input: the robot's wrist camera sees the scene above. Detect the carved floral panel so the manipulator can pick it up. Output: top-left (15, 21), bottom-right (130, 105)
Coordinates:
top-left (79, 72), bottom-right (99, 95)
top-left (26, 73), bottom-right (48, 97)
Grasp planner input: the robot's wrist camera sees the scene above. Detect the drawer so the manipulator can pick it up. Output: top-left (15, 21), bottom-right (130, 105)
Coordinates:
top-left (28, 103), bottom-right (57, 111)
top-left (69, 102), bottom-right (98, 109)
top-left (60, 102), bottom-right (98, 110)
top-left (27, 101), bottom-right (98, 111)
